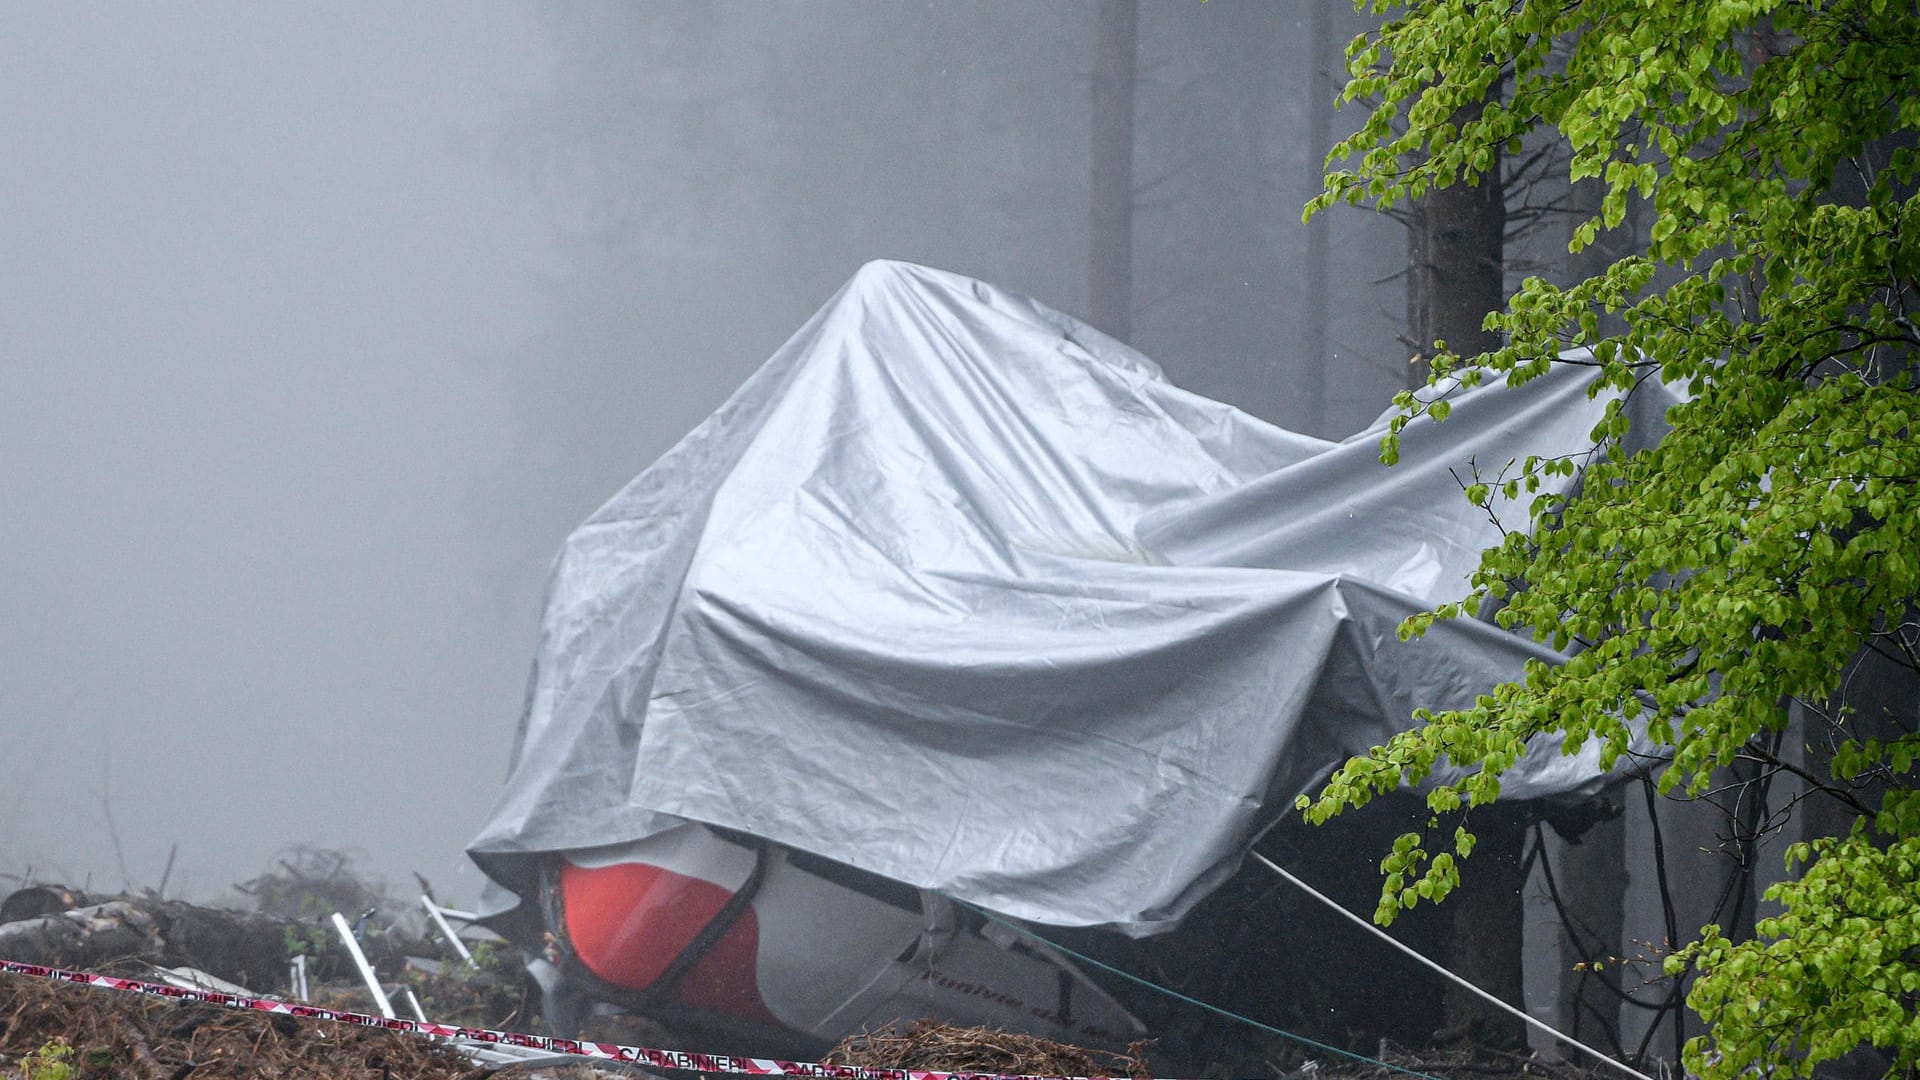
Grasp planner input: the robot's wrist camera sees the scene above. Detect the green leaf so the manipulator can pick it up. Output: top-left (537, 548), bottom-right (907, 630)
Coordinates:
top-left (1303, 2), bottom-right (1920, 1075)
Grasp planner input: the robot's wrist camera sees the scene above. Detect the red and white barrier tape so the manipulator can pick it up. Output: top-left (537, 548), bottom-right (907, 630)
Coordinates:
top-left (0, 960), bottom-right (1149, 1080)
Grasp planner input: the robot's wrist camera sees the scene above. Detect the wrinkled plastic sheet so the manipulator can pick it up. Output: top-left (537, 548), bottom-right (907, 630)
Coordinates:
top-left (469, 261), bottom-right (1667, 935)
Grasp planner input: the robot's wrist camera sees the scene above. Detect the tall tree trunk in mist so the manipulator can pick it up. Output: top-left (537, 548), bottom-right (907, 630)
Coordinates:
top-left (1544, 175), bottom-right (1629, 1056)
top-left (1403, 99), bottom-right (1505, 388)
top-left (1299, 1), bottom-right (1332, 435)
top-left (1441, 806), bottom-right (1529, 1047)
top-left (1549, 805), bottom-right (1628, 1054)
top-left (1403, 91), bottom-right (1525, 1045)
top-left (1089, 0), bottom-right (1136, 342)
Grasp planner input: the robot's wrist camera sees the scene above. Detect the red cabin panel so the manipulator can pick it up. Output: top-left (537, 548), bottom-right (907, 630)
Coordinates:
top-left (559, 860), bottom-right (777, 1023)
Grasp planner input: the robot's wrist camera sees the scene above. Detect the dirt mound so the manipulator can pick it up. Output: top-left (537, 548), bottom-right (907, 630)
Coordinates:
top-left (0, 969), bottom-right (471, 1080)
top-left (825, 1019), bottom-right (1153, 1078)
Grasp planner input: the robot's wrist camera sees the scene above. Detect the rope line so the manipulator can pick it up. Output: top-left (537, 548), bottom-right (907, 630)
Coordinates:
top-left (1247, 851), bottom-right (1653, 1080)
top-left (947, 899), bottom-right (1447, 1080)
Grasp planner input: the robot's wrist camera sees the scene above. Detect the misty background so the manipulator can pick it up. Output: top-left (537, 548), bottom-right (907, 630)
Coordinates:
top-left (0, 3), bottom-right (1404, 906)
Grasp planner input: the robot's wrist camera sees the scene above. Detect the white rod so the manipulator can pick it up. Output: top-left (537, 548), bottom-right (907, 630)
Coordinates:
top-left (421, 895), bottom-right (476, 967)
top-left (330, 911), bottom-right (396, 1020)
top-left (1250, 851), bottom-right (1654, 1080)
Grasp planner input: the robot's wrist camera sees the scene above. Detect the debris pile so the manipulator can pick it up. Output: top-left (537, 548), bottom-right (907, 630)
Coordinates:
top-left (0, 969), bottom-right (471, 1080)
top-left (0, 893), bottom-right (329, 993)
top-left (825, 1020), bottom-right (1153, 1079)
top-left (0, 868), bottom-right (1619, 1080)
top-left (0, 856), bottom-right (569, 1078)
top-left (234, 846), bottom-right (393, 925)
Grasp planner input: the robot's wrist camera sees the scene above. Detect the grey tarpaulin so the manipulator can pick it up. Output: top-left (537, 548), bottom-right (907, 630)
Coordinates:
top-left (468, 261), bottom-right (1667, 936)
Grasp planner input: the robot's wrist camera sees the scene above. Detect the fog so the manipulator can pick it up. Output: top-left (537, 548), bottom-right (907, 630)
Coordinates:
top-left (0, 3), bottom-right (1402, 907)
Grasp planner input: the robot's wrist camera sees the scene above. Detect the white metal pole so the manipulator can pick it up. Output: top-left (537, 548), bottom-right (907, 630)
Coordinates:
top-left (421, 895), bottom-right (476, 967)
top-left (330, 911), bottom-right (395, 1020)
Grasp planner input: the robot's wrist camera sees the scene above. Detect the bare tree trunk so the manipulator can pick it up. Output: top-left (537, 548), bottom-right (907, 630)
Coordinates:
top-left (1299, 1), bottom-right (1332, 434)
top-left (1402, 90), bottom-right (1523, 1047)
top-left (1406, 203), bottom-right (1432, 388)
top-left (1405, 96), bottom-right (1505, 387)
top-left (1089, 0), bottom-right (1136, 341)
top-left (1542, 176), bottom-right (1629, 1056)
top-left (1440, 805), bottom-right (1529, 1048)
top-left (1549, 811), bottom-right (1626, 1057)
